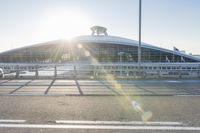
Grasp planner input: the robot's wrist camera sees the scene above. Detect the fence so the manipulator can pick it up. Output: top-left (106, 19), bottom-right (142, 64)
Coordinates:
top-left (0, 62), bottom-right (200, 79)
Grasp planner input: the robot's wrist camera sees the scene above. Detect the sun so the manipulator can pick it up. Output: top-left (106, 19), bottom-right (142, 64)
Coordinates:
top-left (39, 8), bottom-right (91, 39)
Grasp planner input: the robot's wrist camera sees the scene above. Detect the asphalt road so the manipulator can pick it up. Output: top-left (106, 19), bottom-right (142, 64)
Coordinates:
top-left (0, 96), bottom-right (200, 132)
top-left (0, 79), bottom-right (200, 132)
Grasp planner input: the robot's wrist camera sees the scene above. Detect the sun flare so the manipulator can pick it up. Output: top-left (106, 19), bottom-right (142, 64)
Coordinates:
top-left (40, 8), bottom-right (91, 39)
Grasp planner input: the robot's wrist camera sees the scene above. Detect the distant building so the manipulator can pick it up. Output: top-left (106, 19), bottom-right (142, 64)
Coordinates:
top-left (0, 26), bottom-right (199, 63)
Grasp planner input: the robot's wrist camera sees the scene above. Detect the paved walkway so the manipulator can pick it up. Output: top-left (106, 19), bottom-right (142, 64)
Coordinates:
top-left (0, 79), bottom-right (200, 96)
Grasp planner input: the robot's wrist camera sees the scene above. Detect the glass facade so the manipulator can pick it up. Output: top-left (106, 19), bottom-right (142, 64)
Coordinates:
top-left (0, 42), bottom-right (198, 63)
top-left (68, 43), bottom-right (198, 63)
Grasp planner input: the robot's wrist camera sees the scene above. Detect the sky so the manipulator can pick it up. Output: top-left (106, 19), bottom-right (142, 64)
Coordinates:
top-left (0, 0), bottom-right (200, 54)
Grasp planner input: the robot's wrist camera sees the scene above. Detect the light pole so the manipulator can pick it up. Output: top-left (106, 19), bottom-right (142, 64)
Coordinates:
top-left (138, 0), bottom-right (142, 75)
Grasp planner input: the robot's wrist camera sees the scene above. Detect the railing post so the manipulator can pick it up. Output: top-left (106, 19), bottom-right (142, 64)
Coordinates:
top-left (157, 70), bottom-right (161, 78)
top-left (15, 65), bottom-right (19, 78)
top-left (74, 65), bottom-right (77, 78)
top-left (93, 66), bottom-right (96, 78)
top-left (178, 66), bottom-right (182, 78)
top-left (54, 65), bottom-right (57, 78)
top-left (15, 70), bottom-right (19, 78)
top-left (35, 65), bottom-right (38, 79)
top-left (198, 65), bottom-right (200, 78)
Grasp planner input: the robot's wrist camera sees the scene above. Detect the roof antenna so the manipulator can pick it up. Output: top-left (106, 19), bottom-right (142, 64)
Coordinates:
top-left (91, 26), bottom-right (108, 36)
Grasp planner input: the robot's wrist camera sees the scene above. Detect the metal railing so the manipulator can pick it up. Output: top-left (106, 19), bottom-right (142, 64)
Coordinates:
top-left (0, 62), bottom-right (200, 79)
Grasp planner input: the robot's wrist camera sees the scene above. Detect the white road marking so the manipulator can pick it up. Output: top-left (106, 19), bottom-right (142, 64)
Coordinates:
top-left (55, 120), bottom-right (183, 126)
top-left (165, 81), bottom-right (181, 83)
top-left (0, 94), bottom-right (66, 96)
top-left (0, 124), bottom-right (200, 131)
top-left (1, 93), bottom-right (200, 96)
top-left (0, 120), bottom-right (26, 123)
top-left (175, 95), bottom-right (200, 97)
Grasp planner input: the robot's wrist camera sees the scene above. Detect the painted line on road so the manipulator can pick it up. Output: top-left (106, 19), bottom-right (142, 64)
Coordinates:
top-left (175, 95), bottom-right (200, 97)
top-left (55, 120), bottom-right (183, 126)
top-left (9, 94), bottom-right (66, 96)
top-left (1, 93), bottom-right (200, 97)
top-left (75, 80), bottom-right (83, 95)
top-left (44, 79), bottom-right (55, 95)
top-left (1, 124), bottom-right (200, 131)
top-left (9, 79), bottom-right (33, 94)
top-left (0, 120), bottom-right (26, 123)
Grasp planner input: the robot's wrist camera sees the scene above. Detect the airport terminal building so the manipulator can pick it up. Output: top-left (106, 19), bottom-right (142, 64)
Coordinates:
top-left (0, 26), bottom-right (199, 63)
top-left (0, 26), bottom-right (200, 78)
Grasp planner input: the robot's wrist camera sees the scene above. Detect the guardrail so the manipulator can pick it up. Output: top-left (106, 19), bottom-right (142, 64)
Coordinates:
top-left (0, 63), bottom-right (200, 79)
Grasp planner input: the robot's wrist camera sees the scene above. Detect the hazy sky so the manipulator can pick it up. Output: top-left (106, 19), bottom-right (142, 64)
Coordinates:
top-left (0, 0), bottom-right (200, 54)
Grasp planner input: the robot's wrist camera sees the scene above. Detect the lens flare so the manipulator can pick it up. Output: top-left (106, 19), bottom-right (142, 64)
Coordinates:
top-left (77, 44), bottom-right (83, 49)
top-left (142, 111), bottom-right (153, 122)
top-left (132, 101), bottom-right (143, 113)
top-left (74, 43), bottom-right (153, 122)
top-left (132, 101), bottom-right (153, 122)
top-left (84, 51), bottom-right (90, 57)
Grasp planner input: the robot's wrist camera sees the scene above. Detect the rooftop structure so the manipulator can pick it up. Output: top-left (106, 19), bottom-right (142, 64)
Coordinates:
top-left (91, 26), bottom-right (108, 36)
top-left (0, 26), bottom-right (199, 63)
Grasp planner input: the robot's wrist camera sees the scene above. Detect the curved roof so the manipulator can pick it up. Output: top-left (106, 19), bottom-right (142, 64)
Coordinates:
top-left (72, 35), bottom-right (200, 61)
top-left (0, 40), bottom-right (63, 55)
top-left (0, 35), bottom-right (200, 62)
